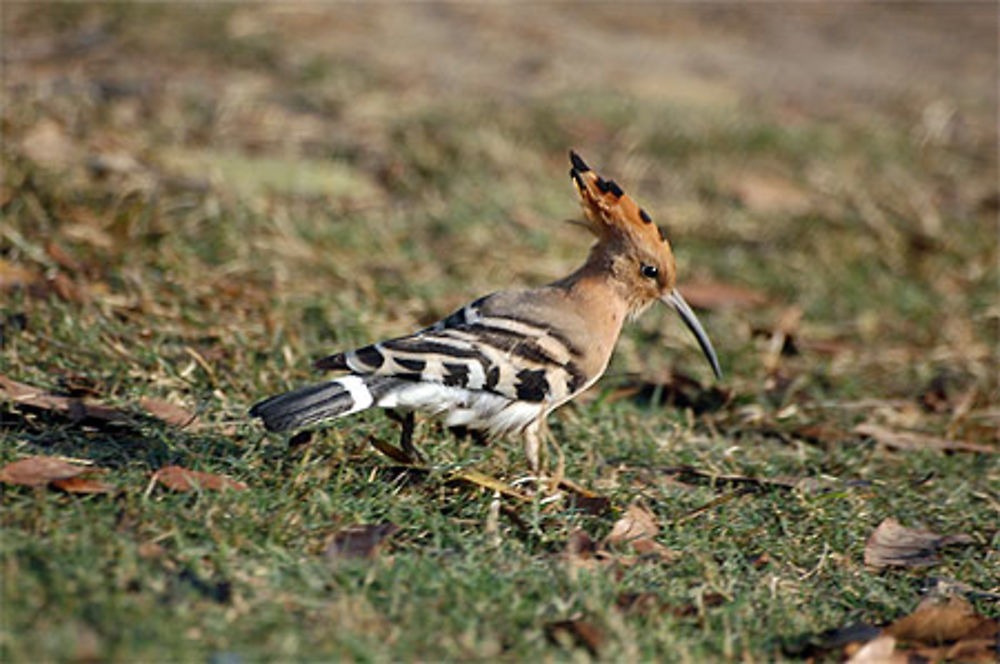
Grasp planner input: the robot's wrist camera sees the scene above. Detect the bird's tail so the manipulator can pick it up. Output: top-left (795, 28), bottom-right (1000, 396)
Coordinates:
top-left (249, 375), bottom-right (402, 432)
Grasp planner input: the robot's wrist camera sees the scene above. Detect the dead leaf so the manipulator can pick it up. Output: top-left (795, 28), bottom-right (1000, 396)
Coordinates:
top-left (562, 528), bottom-right (608, 580)
top-left (152, 466), bottom-right (247, 492)
top-left (605, 502), bottom-right (676, 563)
top-left (678, 280), bottom-right (768, 310)
top-left (0, 374), bottom-right (125, 423)
top-left (884, 596), bottom-right (999, 644)
top-left (864, 518), bottom-right (974, 569)
top-left (607, 502), bottom-right (659, 546)
top-left (784, 623), bottom-right (883, 659)
top-left (50, 476), bottom-right (113, 494)
top-left (559, 479), bottom-right (612, 516)
top-left (565, 528), bottom-right (599, 559)
top-left (369, 436), bottom-right (416, 465)
top-left (0, 456), bottom-right (110, 494)
top-left (45, 271), bottom-right (88, 304)
top-left (0, 259), bottom-right (39, 292)
top-left (0, 456), bottom-right (92, 486)
top-left (140, 397), bottom-right (198, 428)
top-left (445, 468), bottom-right (531, 503)
top-left (0, 260), bottom-right (88, 303)
top-left (788, 595), bottom-right (998, 662)
top-left (855, 423), bottom-right (996, 454)
top-left (793, 424), bottom-right (850, 446)
top-left (919, 374), bottom-right (953, 414)
top-left (45, 240), bottom-right (82, 273)
top-left (845, 635), bottom-right (907, 664)
top-left (544, 619), bottom-right (603, 656)
top-left (138, 541), bottom-right (166, 559)
top-left (324, 522), bottom-right (399, 563)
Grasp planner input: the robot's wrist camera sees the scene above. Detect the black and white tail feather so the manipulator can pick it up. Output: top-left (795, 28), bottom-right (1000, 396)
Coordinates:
top-left (249, 376), bottom-right (405, 432)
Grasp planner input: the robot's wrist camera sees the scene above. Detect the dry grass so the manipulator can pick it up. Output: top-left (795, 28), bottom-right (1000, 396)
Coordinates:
top-left (1, 4), bottom-right (997, 662)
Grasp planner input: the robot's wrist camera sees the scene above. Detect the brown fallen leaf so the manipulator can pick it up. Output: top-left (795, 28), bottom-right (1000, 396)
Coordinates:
top-left (784, 623), bottom-right (883, 659)
top-left (845, 635), bottom-right (907, 664)
top-left (864, 518), bottom-right (974, 570)
top-left (152, 466), bottom-right (247, 492)
top-left (45, 240), bottom-right (83, 273)
top-left (793, 424), bottom-right (851, 446)
top-left (0, 259), bottom-right (39, 292)
top-left (324, 522), bottom-right (399, 563)
top-left (789, 594), bottom-right (999, 662)
top-left (562, 528), bottom-right (609, 580)
top-left (369, 436), bottom-right (416, 465)
top-left (918, 374), bottom-right (953, 414)
top-left (559, 479), bottom-right (612, 516)
top-left (0, 374), bottom-right (125, 423)
top-left (140, 397), bottom-right (198, 428)
top-left (50, 476), bottom-right (113, 494)
top-left (137, 541), bottom-right (166, 560)
top-left (844, 597), bottom-right (1000, 663)
top-left (854, 423), bottom-right (996, 454)
top-left (0, 456), bottom-right (91, 486)
top-left (0, 456), bottom-right (111, 494)
top-left (566, 528), bottom-right (599, 559)
top-left (678, 280), bottom-right (768, 310)
top-left (884, 596), bottom-right (999, 644)
top-left (544, 619), bottom-right (603, 657)
top-left (605, 502), bottom-right (677, 563)
top-left (607, 502), bottom-right (658, 545)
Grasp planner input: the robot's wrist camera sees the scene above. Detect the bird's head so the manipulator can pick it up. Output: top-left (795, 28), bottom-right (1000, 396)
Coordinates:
top-left (569, 150), bottom-right (722, 380)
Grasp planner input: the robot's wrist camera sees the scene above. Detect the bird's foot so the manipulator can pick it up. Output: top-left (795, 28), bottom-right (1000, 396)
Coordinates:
top-left (372, 410), bottom-right (423, 464)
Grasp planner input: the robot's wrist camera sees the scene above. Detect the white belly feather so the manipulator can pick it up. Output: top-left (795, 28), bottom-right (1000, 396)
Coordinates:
top-left (376, 383), bottom-right (543, 435)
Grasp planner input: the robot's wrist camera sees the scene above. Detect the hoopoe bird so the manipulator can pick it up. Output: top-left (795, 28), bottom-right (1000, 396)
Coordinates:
top-left (251, 151), bottom-right (721, 471)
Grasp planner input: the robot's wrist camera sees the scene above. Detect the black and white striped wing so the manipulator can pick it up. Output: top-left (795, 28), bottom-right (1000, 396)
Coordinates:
top-left (313, 293), bottom-right (588, 407)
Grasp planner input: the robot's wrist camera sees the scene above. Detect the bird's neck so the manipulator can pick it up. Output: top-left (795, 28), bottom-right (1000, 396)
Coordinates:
top-left (549, 249), bottom-right (631, 372)
top-left (554, 242), bottom-right (639, 318)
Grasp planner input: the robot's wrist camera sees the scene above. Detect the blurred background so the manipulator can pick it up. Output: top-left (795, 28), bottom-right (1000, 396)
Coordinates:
top-left (3, 3), bottom-right (995, 412)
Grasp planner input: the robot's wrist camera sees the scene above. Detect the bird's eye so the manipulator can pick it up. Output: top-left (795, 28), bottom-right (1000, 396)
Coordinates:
top-left (640, 263), bottom-right (659, 280)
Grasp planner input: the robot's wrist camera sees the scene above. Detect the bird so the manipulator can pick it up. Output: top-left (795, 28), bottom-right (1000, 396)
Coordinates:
top-left (250, 151), bottom-right (722, 472)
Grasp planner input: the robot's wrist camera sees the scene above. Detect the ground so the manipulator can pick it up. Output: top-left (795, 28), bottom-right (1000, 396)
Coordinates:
top-left (1, 4), bottom-right (998, 662)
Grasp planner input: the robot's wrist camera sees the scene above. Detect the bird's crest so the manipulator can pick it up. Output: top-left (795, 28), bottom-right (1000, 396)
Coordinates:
top-left (568, 150), bottom-right (666, 249)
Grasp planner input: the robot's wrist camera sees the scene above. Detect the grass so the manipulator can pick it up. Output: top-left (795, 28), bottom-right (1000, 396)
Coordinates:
top-left (2, 3), bottom-right (998, 662)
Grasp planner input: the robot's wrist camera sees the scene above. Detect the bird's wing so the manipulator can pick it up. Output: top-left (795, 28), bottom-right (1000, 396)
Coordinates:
top-left (313, 290), bottom-right (588, 404)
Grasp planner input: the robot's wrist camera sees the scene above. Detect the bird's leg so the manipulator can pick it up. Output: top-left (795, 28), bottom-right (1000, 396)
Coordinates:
top-left (543, 420), bottom-right (566, 495)
top-left (524, 422), bottom-right (543, 476)
top-left (397, 411), bottom-right (419, 462)
top-left (523, 419), bottom-right (565, 496)
top-left (384, 409), bottom-right (420, 463)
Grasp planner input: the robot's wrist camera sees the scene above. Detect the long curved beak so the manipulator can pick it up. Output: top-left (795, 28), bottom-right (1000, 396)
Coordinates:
top-left (662, 290), bottom-right (723, 380)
